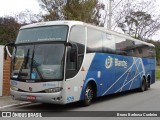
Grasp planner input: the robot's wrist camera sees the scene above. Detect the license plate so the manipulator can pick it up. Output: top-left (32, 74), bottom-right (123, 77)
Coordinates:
top-left (27, 96), bottom-right (36, 100)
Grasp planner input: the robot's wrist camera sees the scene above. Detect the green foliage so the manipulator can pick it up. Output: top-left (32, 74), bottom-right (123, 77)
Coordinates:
top-left (148, 40), bottom-right (160, 65)
top-left (38, 0), bottom-right (65, 21)
top-left (156, 69), bottom-right (160, 80)
top-left (63, 0), bottom-right (97, 23)
top-left (38, 0), bottom-right (97, 24)
top-left (118, 11), bottom-right (159, 40)
top-left (0, 17), bottom-right (21, 45)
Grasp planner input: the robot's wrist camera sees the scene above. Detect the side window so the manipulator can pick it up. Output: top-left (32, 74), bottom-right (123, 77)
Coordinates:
top-left (66, 44), bottom-right (77, 70)
top-left (138, 45), bottom-right (155, 58)
top-left (115, 36), bottom-right (127, 55)
top-left (125, 39), bottom-right (135, 56)
top-left (69, 25), bottom-right (85, 45)
top-left (133, 41), bottom-right (145, 57)
top-left (148, 46), bottom-right (156, 58)
top-left (87, 28), bottom-right (103, 53)
top-left (66, 26), bottom-right (86, 79)
top-left (102, 33), bottom-right (115, 53)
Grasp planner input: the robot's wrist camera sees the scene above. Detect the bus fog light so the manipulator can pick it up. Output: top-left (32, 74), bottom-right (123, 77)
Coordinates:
top-left (11, 86), bottom-right (19, 91)
top-left (57, 97), bottom-right (61, 100)
top-left (45, 87), bottom-right (63, 93)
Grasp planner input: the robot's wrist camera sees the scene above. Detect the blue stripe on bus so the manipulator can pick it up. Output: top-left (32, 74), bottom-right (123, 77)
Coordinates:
top-left (80, 53), bottom-right (155, 100)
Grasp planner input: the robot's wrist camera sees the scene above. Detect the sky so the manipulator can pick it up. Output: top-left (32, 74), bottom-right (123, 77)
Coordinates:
top-left (0, 0), bottom-right (160, 40)
top-left (0, 0), bottom-right (41, 16)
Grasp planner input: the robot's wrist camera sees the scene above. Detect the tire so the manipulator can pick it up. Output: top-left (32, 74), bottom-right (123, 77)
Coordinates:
top-left (145, 80), bottom-right (150, 91)
top-left (82, 83), bottom-right (94, 106)
top-left (139, 78), bottom-right (146, 92)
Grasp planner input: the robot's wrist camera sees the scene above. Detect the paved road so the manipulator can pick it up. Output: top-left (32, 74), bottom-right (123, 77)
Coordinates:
top-left (1, 81), bottom-right (160, 119)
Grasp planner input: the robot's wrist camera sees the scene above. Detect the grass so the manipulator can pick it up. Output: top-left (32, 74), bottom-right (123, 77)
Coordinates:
top-left (156, 69), bottom-right (160, 80)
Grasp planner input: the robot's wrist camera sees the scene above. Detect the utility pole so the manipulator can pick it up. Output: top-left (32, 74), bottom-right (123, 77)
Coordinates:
top-left (108, 0), bottom-right (112, 30)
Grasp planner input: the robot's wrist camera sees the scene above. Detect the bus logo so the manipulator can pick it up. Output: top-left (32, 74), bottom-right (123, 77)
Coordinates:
top-left (105, 56), bottom-right (113, 69)
top-left (29, 87), bottom-right (32, 92)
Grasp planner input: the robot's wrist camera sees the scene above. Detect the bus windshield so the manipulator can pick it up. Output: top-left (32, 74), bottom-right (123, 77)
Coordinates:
top-left (16, 25), bottom-right (68, 43)
top-left (11, 44), bottom-right (65, 81)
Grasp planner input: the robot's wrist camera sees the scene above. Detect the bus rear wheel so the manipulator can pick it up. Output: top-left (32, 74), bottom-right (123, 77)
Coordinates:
top-left (82, 83), bottom-right (94, 106)
top-left (139, 78), bottom-right (146, 92)
top-left (145, 78), bottom-right (150, 91)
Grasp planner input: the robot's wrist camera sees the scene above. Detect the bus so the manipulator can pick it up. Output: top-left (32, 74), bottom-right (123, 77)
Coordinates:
top-left (5, 21), bottom-right (156, 106)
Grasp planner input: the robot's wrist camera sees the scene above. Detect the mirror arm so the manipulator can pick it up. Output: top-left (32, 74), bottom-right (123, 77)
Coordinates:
top-left (6, 46), bottom-right (12, 57)
top-left (65, 42), bottom-right (72, 47)
top-left (4, 42), bottom-right (15, 59)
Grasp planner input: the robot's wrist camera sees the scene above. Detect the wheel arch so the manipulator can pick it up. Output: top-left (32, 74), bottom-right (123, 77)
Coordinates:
top-left (80, 78), bottom-right (98, 100)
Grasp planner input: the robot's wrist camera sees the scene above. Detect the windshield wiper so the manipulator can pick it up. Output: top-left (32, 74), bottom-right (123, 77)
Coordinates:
top-left (17, 49), bottom-right (30, 79)
top-left (30, 48), bottom-right (44, 80)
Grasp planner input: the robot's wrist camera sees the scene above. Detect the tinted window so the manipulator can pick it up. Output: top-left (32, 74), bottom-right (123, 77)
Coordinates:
top-left (87, 28), bottom-right (103, 53)
top-left (102, 33), bottom-right (115, 53)
top-left (69, 25), bottom-right (85, 45)
top-left (114, 37), bottom-right (155, 58)
top-left (133, 41), bottom-right (155, 58)
top-left (115, 36), bottom-right (127, 55)
top-left (69, 25), bottom-right (86, 55)
top-left (16, 26), bottom-right (68, 43)
top-left (66, 26), bottom-right (86, 79)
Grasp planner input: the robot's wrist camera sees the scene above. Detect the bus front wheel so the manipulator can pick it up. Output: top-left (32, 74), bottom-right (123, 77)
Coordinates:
top-left (82, 83), bottom-right (94, 106)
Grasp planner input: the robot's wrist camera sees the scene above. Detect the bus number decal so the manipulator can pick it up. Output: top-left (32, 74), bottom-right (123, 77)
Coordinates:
top-left (67, 96), bottom-right (74, 103)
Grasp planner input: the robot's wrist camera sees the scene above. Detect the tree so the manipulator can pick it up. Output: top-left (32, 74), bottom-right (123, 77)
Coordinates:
top-left (0, 17), bottom-right (21, 44)
top-left (14, 10), bottom-right (43, 24)
top-left (38, 0), bottom-right (65, 21)
top-left (38, 0), bottom-right (98, 24)
top-left (112, 0), bottom-right (160, 40)
top-left (118, 11), bottom-right (160, 40)
top-left (63, 0), bottom-right (97, 23)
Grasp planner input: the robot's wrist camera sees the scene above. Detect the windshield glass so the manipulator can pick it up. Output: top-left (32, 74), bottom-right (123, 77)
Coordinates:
top-left (16, 25), bottom-right (68, 43)
top-left (12, 44), bottom-right (65, 81)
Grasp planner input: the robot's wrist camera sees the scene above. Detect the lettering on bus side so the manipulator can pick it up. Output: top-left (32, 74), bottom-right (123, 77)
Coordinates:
top-left (115, 58), bottom-right (127, 68)
top-left (42, 83), bottom-right (56, 87)
top-left (105, 56), bottom-right (128, 69)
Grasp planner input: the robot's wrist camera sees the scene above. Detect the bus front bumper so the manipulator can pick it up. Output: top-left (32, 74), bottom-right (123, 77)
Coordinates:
top-left (10, 89), bottom-right (65, 104)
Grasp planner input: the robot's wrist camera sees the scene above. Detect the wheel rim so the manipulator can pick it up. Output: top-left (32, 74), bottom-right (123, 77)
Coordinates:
top-left (147, 80), bottom-right (150, 88)
top-left (85, 87), bottom-right (93, 103)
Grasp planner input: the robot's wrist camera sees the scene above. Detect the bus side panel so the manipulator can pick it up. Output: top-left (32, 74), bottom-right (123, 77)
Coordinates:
top-left (143, 58), bottom-right (156, 84)
top-left (81, 53), bottom-right (156, 98)
top-left (114, 55), bottom-right (141, 93)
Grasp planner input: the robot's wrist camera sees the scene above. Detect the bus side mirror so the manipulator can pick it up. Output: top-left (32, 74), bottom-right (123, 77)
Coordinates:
top-left (4, 42), bottom-right (15, 60)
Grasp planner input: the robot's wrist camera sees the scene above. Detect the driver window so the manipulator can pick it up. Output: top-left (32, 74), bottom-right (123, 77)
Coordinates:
top-left (66, 25), bottom-right (86, 79)
top-left (66, 46), bottom-right (77, 70)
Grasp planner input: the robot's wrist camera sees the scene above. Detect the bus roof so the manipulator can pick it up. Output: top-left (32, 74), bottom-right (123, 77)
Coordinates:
top-left (20, 20), bottom-right (84, 29)
top-left (20, 20), bottom-right (155, 47)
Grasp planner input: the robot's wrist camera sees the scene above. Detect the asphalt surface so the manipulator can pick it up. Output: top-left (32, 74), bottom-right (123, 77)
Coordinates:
top-left (0, 81), bottom-right (160, 119)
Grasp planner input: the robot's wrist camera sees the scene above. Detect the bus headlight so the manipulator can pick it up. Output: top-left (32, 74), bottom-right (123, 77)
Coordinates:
top-left (11, 86), bottom-right (19, 91)
top-left (45, 87), bottom-right (63, 93)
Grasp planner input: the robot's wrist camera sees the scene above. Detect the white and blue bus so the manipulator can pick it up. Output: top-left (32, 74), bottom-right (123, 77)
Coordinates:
top-left (5, 21), bottom-right (156, 106)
